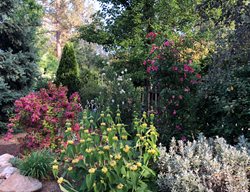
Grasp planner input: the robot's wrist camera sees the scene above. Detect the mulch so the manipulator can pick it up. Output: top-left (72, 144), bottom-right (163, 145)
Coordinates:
top-left (0, 133), bottom-right (61, 192)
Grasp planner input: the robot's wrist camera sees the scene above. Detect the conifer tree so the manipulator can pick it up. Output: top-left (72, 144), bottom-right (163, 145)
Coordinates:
top-left (0, 0), bottom-right (41, 131)
top-left (55, 42), bottom-right (80, 95)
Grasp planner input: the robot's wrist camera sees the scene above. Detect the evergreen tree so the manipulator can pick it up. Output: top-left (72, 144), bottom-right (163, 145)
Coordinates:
top-left (55, 42), bottom-right (80, 95)
top-left (0, 0), bottom-right (42, 131)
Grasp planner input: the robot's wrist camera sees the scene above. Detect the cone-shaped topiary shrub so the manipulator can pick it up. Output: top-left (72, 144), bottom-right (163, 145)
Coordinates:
top-left (55, 42), bottom-right (80, 95)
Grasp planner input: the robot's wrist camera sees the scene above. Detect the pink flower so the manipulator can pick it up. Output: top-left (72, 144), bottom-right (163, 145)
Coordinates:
top-left (181, 136), bottom-right (187, 142)
top-left (146, 32), bottom-right (157, 41)
top-left (143, 60), bottom-right (147, 65)
top-left (176, 125), bottom-right (182, 130)
top-left (173, 110), bottom-right (177, 115)
top-left (184, 87), bottom-right (190, 92)
top-left (164, 40), bottom-right (170, 47)
top-left (196, 73), bottom-right (202, 79)
top-left (150, 44), bottom-right (159, 54)
top-left (73, 123), bottom-right (80, 131)
top-left (178, 95), bottom-right (183, 100)
top-left (172, 66), bottom-right (178, 71)
top-left (184, 64), bottom-right (194, 73)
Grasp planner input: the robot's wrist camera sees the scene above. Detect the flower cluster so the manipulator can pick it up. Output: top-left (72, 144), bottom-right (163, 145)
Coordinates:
top-left (53, 110), bottom-right (159, 191)
top-left (143, 32), bottom-right (202, 143)
top-left (6, 82), bottom-right (82, 150)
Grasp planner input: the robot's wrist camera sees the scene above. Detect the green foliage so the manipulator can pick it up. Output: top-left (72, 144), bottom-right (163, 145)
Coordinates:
top-left (55, 42), bottom-right (80, 95)
top-left (157, 134), bottom-right (250, 192)
top-left (18, 150), bottom-right (55, 180)
top-left (0, 0), bottom-right (41, 131)
top-left (53, 110), bottom-right (159, 192)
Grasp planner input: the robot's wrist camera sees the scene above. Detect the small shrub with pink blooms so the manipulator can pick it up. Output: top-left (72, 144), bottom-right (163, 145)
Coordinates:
top-left (144, 32), bottom-right (202, 145)
top-left (6, 82), bottom-right (82, 151)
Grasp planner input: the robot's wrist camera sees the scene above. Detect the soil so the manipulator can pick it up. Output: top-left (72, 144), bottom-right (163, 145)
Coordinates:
top-left (0, 133), bottom-right (62, 192)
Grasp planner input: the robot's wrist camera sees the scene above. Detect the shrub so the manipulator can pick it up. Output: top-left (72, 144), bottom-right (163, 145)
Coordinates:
top-left (52, 110), bottom-right (159, 192)
top-left (144, 32), bottom-right (202, 145)
top-left (55, 42), bottom-right (80, 95)
top-left (18, 150), bottom-right (54, 180)
top-left (157, 134), bottom-right (250, 192)
top-left (6, 82), bottom-right (82, 151)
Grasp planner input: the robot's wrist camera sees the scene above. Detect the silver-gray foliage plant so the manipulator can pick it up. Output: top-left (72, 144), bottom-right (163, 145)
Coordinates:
top-left (157, 134), bottom-right (250, 192)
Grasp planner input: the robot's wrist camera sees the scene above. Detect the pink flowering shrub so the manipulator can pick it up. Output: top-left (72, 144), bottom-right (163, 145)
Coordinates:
top-left (144, 32), bottom-right (202, 144)
top-left (6, 82), bottom-right (82, 151)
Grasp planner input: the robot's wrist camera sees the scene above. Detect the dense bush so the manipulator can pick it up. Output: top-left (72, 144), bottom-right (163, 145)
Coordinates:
top-left (0, 0), bottom-right (41, 131)
top-left (53, 110), bottom-right (159, 192)
top-left (17, 150), bottom-right (54, 180)
top-left (55, 42), bottom-right (80, 96)
top-left (6, 82), bottom-right (82, 151)
top-left (157, 135), bottom-right (250, 192)
top-left (144, 32), bottom-right (202, 145)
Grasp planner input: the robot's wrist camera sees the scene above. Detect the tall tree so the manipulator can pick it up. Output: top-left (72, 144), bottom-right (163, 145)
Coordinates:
top-left (0, 0), bottom-right (42, 130)
top-left (38, 0), bottom-right (93, 58)
top-left (55, 42), bottom-right (80, 95)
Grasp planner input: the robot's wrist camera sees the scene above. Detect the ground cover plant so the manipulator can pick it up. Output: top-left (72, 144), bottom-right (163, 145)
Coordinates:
top-left (52, 110), bottom-right (159, 192)
top-left (157, 134), bottom-right (250, 192)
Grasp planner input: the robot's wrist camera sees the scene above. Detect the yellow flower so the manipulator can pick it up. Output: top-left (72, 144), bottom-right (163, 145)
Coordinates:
top-left (140, 136), bottom-right (145, 141)
top-left (72, 159), bottom-right (79, 164)
top-left (61, 149), bottom-right (65, 153)
top-left (68, 140), bottom-right (74, 145)
top-left (116, 113), bottom-right (121, 117)
top-left (113, 136), bottom-right (118, 141)
top-left (130, 164), bottom-right (138, 171)
top-left (86, 148), bottom-right (92, 153)
top-left (57, 177), bottom-right (64, 184)
top-left (150, 113), bottom-right (155, 118)
top-left (84, 129), bottom-right (89, 133)
top-left (150, 125), bottom-right (156, 130)
top-left (53, 159), bottom-right (58, 164)
top-left (110, 160), bottom-right (116, 167)
top-left (121, 135), bottom-right (127, 140)
top-left (134, 121), bottom-right (139, 126)
top-left (101, 122), bottom-right (106, 126)
top-left (136, 162), bottom-right (142, 167)
top-left (117, 123), bottom-right (122, 127)
top-left (68, 167), bottom-right (73, 171)
top-left (136, 133), bottom-right (140, 137)
top-left (114, 154), bottom-right (121, 160)
top-left (117, 183), bottom-right (124, 189)
top-left (80, 139), bottom-right (85, 143)
top-left (52, 165), bottom-right (58, 170)
top-left (90, 119), bottom-right (94, 123)
top-left (123, 145), bottom-right (130, 153)
top-left (101, 113), bottom-right (105, 117)
top-left (101, 167), bottom-right (108, 174)
top-left (126, 163), bottom-right (131, 168)
top-left (87, 138), bottom-right (92, 142)
top-left (107, 128), bottom-right (112, 132)
top-left (142, 123), bottom-right (147, 128)
top-left (103, 145), bottom-right (110, 150)
top-left (66, 127), bottom-right (72, 132)
top-left (98, 151), bottom-right (104, 154)
top-left (88, 168), bottom-right (96, 174)
top-left (103, 136), bottom-right (108, 140)
top-left (148, 149), bottom-right (157, 155)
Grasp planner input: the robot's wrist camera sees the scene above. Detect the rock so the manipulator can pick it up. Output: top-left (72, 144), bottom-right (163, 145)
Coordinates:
top-left (0, 154), bottom-right (14, 167)
top-left (0, 167), bottom-right (18, 179)
top-left (0, 172), bottom-right (42, 192)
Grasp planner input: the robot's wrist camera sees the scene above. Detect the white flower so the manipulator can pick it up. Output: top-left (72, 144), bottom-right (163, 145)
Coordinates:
top-left (111, 99), bottom-right (115, 103)
top-left (121, 71), bottom-right (124, 74)
top-left (122, 101), bottom-right (125, 105)
top-left (120, 89), bottom-right (125, 94)
top-left (117, 76), bottom-right (123, 81)
top-left (124, 68), bottom-right (127, 72)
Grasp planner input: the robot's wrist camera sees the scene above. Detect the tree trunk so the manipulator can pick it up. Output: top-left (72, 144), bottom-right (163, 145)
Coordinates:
top-left (56, 31), bottom-right (61, 58)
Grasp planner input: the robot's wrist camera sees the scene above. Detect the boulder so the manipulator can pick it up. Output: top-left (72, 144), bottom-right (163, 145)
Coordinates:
top-left (0, 154), bottom-right (14, 167)
top-left (0, 167), bottom-right (18, 179)
top-left (0, 172), bottom-right (42, 192)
